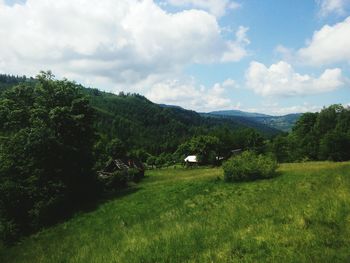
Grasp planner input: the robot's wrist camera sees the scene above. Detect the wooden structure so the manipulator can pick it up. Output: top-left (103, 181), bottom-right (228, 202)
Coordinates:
top-left (98, 158), bottom-right (145, 179)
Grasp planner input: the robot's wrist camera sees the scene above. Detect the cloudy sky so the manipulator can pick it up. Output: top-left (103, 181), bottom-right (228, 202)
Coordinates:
top-left (1, 0), bottom-right (350, 114)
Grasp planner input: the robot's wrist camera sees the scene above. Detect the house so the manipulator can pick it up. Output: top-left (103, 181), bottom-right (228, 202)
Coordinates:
top-left (98, 158), bottom-right (145, 179)
top-left (184, 155), bottom-right (198, 167)
top-left (231, 149), bottom-right (242, 156)
top-left (184, 155), bottom-right (198, 163)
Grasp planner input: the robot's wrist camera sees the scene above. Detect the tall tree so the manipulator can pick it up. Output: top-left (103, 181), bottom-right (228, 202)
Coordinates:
top-left (0, 72), bottom-right (96, 242)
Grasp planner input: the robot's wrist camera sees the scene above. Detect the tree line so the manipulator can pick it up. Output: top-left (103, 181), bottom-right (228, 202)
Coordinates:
top-left (269, 104), bottom-right (350, 162)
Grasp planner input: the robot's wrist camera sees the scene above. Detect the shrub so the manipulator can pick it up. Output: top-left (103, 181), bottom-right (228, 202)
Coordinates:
top-left (223, 151), bottom-right (278, 182)
top-left (104, 170), bottom-right (129, 189)
top-left (101, 167), bottom-right (145, 190)
top-left (128, 168), bottom-right (144, 182)
top-left (0, 218), bottom-right (19, 245)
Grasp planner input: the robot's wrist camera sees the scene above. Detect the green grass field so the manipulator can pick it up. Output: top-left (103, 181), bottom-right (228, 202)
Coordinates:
top-left (1, 162), bottom-right (350, 262)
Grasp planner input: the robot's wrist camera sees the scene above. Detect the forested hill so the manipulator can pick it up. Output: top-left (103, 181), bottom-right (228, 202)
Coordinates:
top-left (208, 110), bottom-right (270, 118)
top-left (0, 74), bottom-right (280, 157)
top-left (206, 110), bottom-right (302, 132)
top-left (0, 74), bottom-right (34, 92)
top-left (83, 88), bottom-right (280, 156)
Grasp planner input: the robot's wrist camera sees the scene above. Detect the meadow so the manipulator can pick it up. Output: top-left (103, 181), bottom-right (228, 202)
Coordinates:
top-left (1, 162), bottom-right (350, 262)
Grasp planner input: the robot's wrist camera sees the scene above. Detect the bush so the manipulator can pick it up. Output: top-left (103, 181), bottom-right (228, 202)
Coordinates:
top-left (0, 218), bottom-right (19, 245)
top-left (101, 168), bottom-right (144, 190)
top-left (104, 170), bottom-right (129, 189)
top-left (223, 151), bottom-right (278, 182)
top-left (128, 168), bottom-right (144, 182)
top-left (319, 131), bottom-right (350, 161)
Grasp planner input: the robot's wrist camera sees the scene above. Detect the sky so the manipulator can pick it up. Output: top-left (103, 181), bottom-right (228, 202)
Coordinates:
top-left (0, 0), bottom-right (350, 115)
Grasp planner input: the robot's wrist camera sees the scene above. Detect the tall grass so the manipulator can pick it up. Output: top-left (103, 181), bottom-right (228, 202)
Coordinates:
top-left (1, 162), bottom-right (350, 262)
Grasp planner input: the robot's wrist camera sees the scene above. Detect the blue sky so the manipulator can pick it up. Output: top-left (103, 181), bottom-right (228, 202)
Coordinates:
top-left (1, 0), bottom-right (350, 114)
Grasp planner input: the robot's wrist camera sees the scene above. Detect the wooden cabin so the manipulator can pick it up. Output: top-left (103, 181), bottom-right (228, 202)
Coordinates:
top-left (98, 158), bottom-right (145, 179)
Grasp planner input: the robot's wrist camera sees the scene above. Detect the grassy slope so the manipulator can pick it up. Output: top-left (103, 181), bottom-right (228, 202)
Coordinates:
top-left (1, 162), bottom-right (350, 262)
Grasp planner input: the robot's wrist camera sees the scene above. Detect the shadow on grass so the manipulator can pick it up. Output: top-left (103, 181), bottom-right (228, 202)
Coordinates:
top-left (5, 184), bottom-right (142, 247)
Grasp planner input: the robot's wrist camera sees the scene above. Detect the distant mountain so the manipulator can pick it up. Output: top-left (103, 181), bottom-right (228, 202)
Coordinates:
top-left (205, 110), bottom-right (302, 132)
top-left (208, 110), bottom-right (271, 118)
top-left (252, 114), bottom-right (302, 132)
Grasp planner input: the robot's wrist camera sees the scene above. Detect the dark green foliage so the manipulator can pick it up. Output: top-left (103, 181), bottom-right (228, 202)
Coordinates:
top-left (223, 151), bottom-right (278, 182)
top-left (0, 74), bottom-right (34, 95)
top-left (319, 131), bottom-right (350, 161)
top-left (0, 72), bottom-right (96, 243)
top-left (85, 87), bottom-right (279, 161)
top-left (175, 135), bottom-right (220, 165)
top-left (103, 170), bottom-right (129, 189)
top-left (100, 167), bottom-right (143, 190)
top-left (270, 104), bottom-right (350, 163)
top-left (188, 135), bottom-right (220, 165)
top-left (269, 134), bottom-right (299, 163)
top-left (107, 138), bottom-right (127, 159)
top-left (146, 156), bottom-right (156, 168)
top-left (128, 168), bottom-right (143, 182)
top-left (176, 128), bottom-right (266, 166)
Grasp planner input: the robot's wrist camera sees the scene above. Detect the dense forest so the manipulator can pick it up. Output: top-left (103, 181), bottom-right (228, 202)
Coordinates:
top-left (270, 104), bottom-right (350, 163)
top-left (83, 87), bottom-right (279, 169)
top-left (0, 73), bottom-right (349, 244)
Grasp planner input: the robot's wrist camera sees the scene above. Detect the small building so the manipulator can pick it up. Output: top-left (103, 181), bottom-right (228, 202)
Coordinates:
top-left (231, 149), bottom-right (242, 156)
top-left (98, 158), bottom-right (144, 179)
top-left (184, 155), bottom-right (198, 163)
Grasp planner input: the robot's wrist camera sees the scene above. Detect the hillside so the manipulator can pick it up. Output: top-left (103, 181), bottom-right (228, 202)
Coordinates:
top-left (209, 109), bottom-right (271, 118)
top-left (207, 110), bottom-right (302, 132)
top-left (84, 89), bottom-right (281, 154)
top-left (0, 75), bottom-right (280, 156)
top-left (2, 162), bottom-right (350, 262)
top-left (253, 114), bottom-right (302, 132)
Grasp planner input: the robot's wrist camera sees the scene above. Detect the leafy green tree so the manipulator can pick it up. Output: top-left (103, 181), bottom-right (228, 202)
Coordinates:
top-left (315, 104), bottom-right (344, 135)
top-left (107, 138), bottom-right (127, 159)
top-left (146, 156), bottom-right (156, 168)
top-left (292, 112), bottom-right (319, 160)
top-left (271, 105), bottom-right (350, 163)
top-left (0, 72), bottom-right (96, 242)
top-left (319, 131), bottom-right (350, 161)
top-left (189, 135), bottom-right (220, 165)
top-left (244, 129), bottom-right (265, 153)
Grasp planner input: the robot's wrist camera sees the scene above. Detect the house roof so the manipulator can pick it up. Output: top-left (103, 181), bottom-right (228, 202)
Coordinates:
top-left (184, 155), bottom-right (197, 163)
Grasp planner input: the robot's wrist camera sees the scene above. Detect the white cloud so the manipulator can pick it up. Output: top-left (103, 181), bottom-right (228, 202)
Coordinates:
top-left (317, 0), bottom-right (349, 17)
top-left (298, 16), bottom-right (350, 65)
top-left (146, 78), bottom-right (236, 111)
top-left (274, 45), bottom-right (294, 61)
top-left (245, 61), bottom-right (344, 97)
top-left (167, 0), bottom-right (241, 17)
top-left (222, 78), bottom-right (236, 88)
top-left (0, 0), bottom-right (248, 91)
